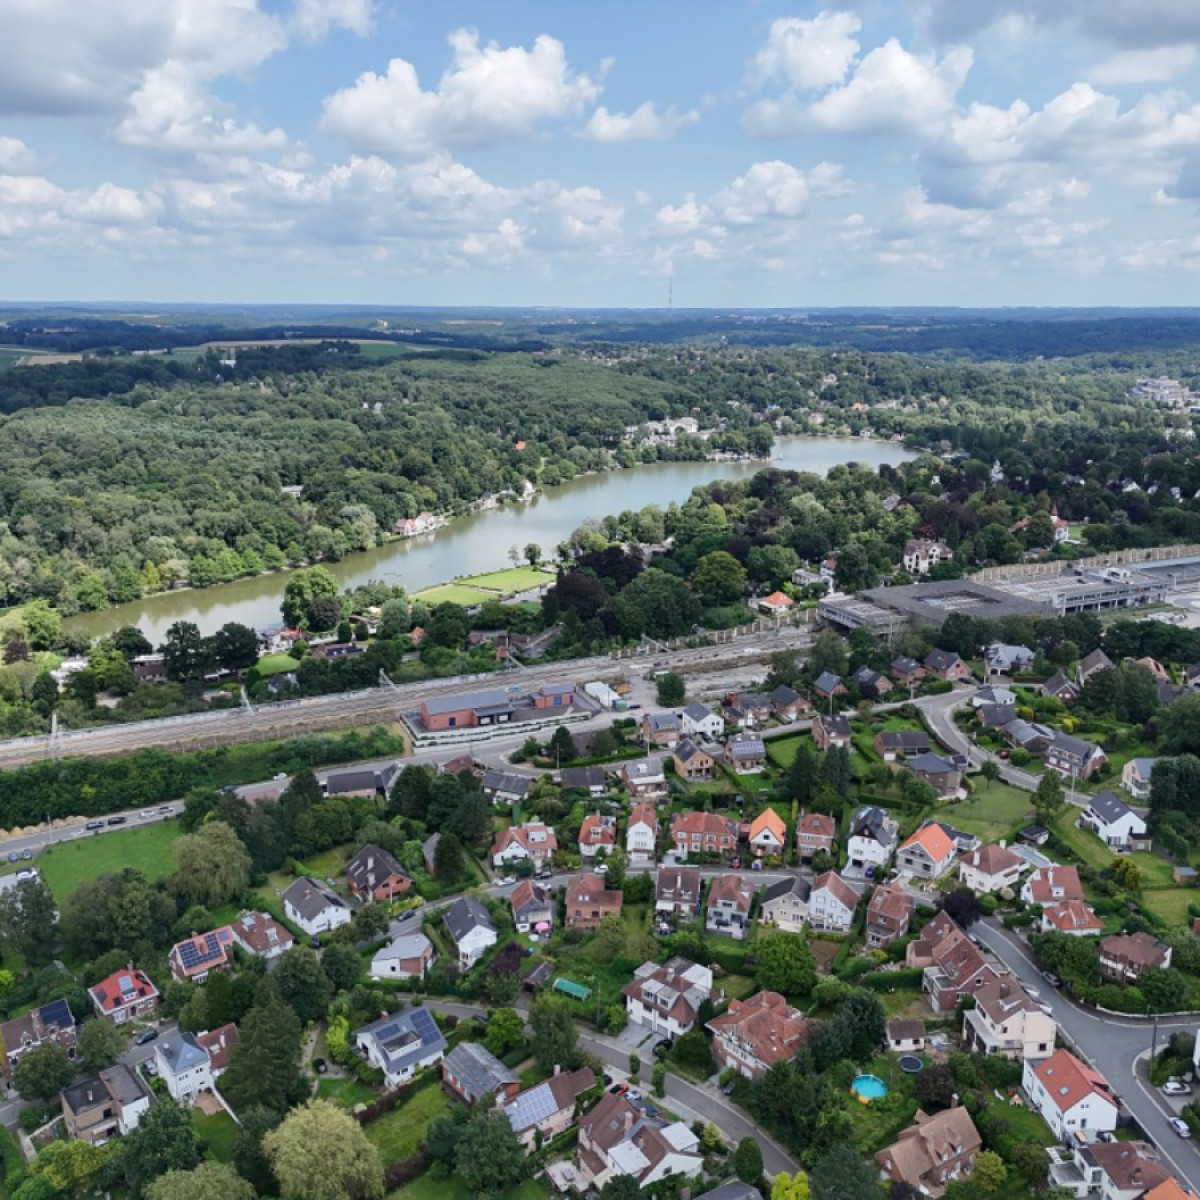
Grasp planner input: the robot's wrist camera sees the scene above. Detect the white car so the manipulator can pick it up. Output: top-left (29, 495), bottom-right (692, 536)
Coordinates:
top-left (499, 875), bottom-right (516, 886)
top-left (1169, 1117), bottom-right (1191, 1138)
top-left (1163, 1080), bottom-right (1193, 1096)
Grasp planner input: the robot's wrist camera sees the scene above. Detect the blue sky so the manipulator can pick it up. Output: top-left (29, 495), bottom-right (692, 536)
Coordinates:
top-left (3, 0), bottom-right (1200, 307)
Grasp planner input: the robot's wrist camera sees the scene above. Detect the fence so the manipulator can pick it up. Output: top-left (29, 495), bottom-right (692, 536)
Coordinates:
top-left (973, 542), bottom-right (1200, 583)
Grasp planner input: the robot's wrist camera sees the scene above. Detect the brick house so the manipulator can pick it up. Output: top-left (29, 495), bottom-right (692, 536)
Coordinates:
top-left (707, 991), bottom-right (809, 1079)
top-left (641, 712), bottom-right (681, 748)
top-left (345, 844), bottom-right (411, 903)
top-left (673, 739), bottom-right (715, 782)
top-left (168, 926), bottom-right (236, 984)
top-left (621, 758), bottom-right (668, 800)
top-left (812, 712), bottom-right (852, 751)
top-left (922, 927), bottom-right (999, 1014)
top-left (1046, 733), bottom-right (1107, 781)
top-left (578, 813), bottom-right (617, 860)
top-left (865, 885), bottom-right (914, 949)
top-left (890, 656), bottom-right (926, 689)
top-left (503, 1066), bottom-right (596, 1151)
top-left (875, 729), bottom-right (932, 762)
top-left (89, 968), bottom-right (159, 1025)
top-left (0, 999), bottom-right (76, 1079)
top-left (671, 812), bottom-right (738, 858)
top-left (795, 811), bottom-right (836, 863)
top-left (1098, 931), bottom-right (1172, 983)
top-left (924, 649), bottom-right (972, 682)
top-left (566, 873), bottom-right (622, 929)
top-left (724, 734), bottom-right (767, 773)
top-left (904, 752), bottom-right (964, 799)
top-left (876, 1107), bottom-right (982, 1196)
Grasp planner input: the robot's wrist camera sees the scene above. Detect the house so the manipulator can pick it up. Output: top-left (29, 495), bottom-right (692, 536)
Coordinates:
top-left (886, 1019), bottom-right (926, 1053)
top-left (906, 910), bottom-right (959, 968)
top-left (1041, 899), bottom-right (1104, 936)
top-left (621, 757), bottom-right (669, 800)
top-left (155, 1031), bottom-right (213, 1106)
top-left (904, 752), bottom-right (964, 799)
top-left (934, 821), bottom-right (981, 855)
top-left (875, 730), bottom-right (932, 762)
top-left (812, 712), bottom-right (852, 751)
top-left (1134, 655), bottom-right (1172, 682)
top-left (808, 871), bottom-right (859, 934)
top-left (985, 643), bottom-right (1035, 676)
top-left (1048, 1139), bottom-right (1173, 1200)
top-left (168, 926), bottom-right (235, 984)
top-left (962, 976), bottom-right (1056, 1061)
top-left (503, 1066), bottom-right (596, 1150)
top-left (812, 671), bottom-right (846, 699)
top-left (530, 683), bottom-right (576, 710)
top-left (758, 590), bottom-right (795, 616)
top-left (724, 734), bottom-right (767, 773)
top-left (680, 703), bottom-right (724, 741)
top-left (866, 885), bottom-right (914, 949)
top-left (561, 766), bottom-right (607, 797)
top-left (1022, 1049), bottom-right (1119, 1142)
top-left (1146, 1181), bottom-right (1200, 1200)
top-left (851, 665), bottom-right (892, 699)
top-left (442, 1040), bottom-right (520, 1105)
top-left (1099, 932), bottom-right (1171, 983)
top-left (579, 814), bottom-right (617, 859)
top-left (768, 684), bottom-right (810, 722)
top-left (1004, 718), bottom-right (1055, 755)
top-left (727, 692), bottom-right (774, 728)
top-left (670, 812), bottom-right (738, 858)
top-left (420, 688), bottom-right (515, 731)
top-left (89, 967), bottom-right (159, 1025)
top-left (282, 877), bottom-right (352, 938)
top-left (345, 845), bottom-right (411, 903)
top-left (324, 763), bottom-right (396, 797)
top-left (356, 1007), bottom-right (449, 1090)
top-left (1047, 733), bottom-right (1107, 781)
top-left (891, 656), bottom-right (926, 689)
top-left (439, 752), bottom-right (476, 777)
top-left (1122, 757), bottom-right (1157, 801)
top-left (924, 649), bottom-right (971, 682)
top-left (903, 538), bottom-right (953, 576)
top-left (0, 999), bottom-right (76, 1079)
top-left (481, 771), bottom-right (533, 806)
top-left (760, 876), bottom-right (811, 933)
top-left (131, 653), bottom-right (168, 684)
top-left (707, 991), bottom-right (809, 1079)
top-left (443, 897), bottom-right (498, 969)
top-left (230, 910), bottom-right (292, 961)
top-left (896, 823), bottom-right (958, 881)
top-left (623, 957), bottom-right (717, 1037)
top-left (705, 874), bottom-right (755, 940)
top-left (973, 684), bottom-right (1019, 708)
top-left (1022, 864), bottom-right (1084, 907)
top-left (673, 739), bottom-right (715, 782)
top-left (1043, 669), bottom-right (1080, 702)
top-left (626, 803), bottom-right (658, 865)
top-left (796, 811), bottom-right (836, 863)
top-left (490, 822), bottom-right (558, 870)
top-left (922, 925), bottom-right (998, 1013)
top-left (958, 843), bottom-right (1024, 894)
top-left (1080, 791), bottom-right (1150, 850)
top-left (876, 1107), bottom-right (982, 1197)
top-left (655, 867), bottom-right (703, 918)
top-left (510, 880), bottom-right (554, 933)
top-left (370, 932), bottom-right (436, 980)
top-left (642, 712), bottom-right (681, 749)
top-left (748, 808), bottom-right (786, 856)
top-left (577, 1089), bottom-right (703, 1189)
top-left (61, 1064), bottom-right (150, 1145)
top-left (847, 805), bottom-right (899, 872)
top-left (1078, 648), bottom-right (1114, 684)
top-left (976, 703), bottom-right (1018, 729)
top-left (566, 873), bottom-right (623, 929)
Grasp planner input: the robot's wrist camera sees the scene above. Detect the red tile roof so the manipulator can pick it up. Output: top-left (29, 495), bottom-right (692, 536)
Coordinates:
top-left (1032, 1048), bottom-right (1116, 1114)
top-left (900, 822), bottom-right (955, 863)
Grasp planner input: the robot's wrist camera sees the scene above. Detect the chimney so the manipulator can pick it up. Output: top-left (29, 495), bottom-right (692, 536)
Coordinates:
top-left (999, 839), bottom-right (1006, 849)
top-left (950, 1093), bottom-right (960, 1108)
top-left (553, 1064), bottom-right (561, 1076)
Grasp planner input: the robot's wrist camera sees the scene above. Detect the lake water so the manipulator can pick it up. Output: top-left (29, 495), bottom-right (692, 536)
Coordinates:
top-left (66, 436), bottom-right (915, 643)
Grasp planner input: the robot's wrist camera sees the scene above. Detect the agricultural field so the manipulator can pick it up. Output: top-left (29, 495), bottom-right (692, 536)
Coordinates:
top-left (410, 584), bottom-right (495, 607)
top-left (38, 821), bottom-right (181, 901)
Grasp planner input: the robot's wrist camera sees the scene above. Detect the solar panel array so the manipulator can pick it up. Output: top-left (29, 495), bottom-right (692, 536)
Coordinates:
top-left (409, 1007), bottom-right (439, 1045)
top-left (177, 931), bottom-right (228, 970)
top-left (506, 1082), bottom-right (556, 1130)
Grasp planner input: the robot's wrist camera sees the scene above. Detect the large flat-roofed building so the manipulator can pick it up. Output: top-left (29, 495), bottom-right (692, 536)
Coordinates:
top-left (817, 594), bottom-right (910, 636)
top-left (986, 567), bottom-right (1170, 616)
top-left (420, 688), bottom-right (515, 731)
top-left (855, 579), bottom-right (1053, 629)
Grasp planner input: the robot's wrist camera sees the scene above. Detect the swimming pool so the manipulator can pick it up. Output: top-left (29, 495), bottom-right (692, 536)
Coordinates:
top-left (851, 1074), bottom-right (889, 1103)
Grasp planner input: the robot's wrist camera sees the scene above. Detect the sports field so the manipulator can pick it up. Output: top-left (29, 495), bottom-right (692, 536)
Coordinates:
top-left (38, 821), bottom-right (181, 901)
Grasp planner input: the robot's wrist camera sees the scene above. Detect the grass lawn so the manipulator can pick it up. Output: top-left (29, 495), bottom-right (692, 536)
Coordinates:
top-left (317, 1076), bottom-right (378, 1109)
top-left (1052, 815), bottom-right (1117, 871)
top-left (390, 1176), bottom-right (550, 1200)
top-left (365, 1085), bottom-right (449, 1164)
top-left (948, 783), bottom-right (1035, 841)
top-left (411, 584), bottom-right (496, 607)
top-left (456, 567), bottom-right (553, 593)
top-left (256, 651), bottom-right (300, 675)
top-left (39, 821), bottom-right (181, 902)
top-left (193, 1108), bottom-right (239, 1163)
top-left (765, 733), bottom-right (808, 769)
top-left (976, 1092), bottom-right (1054, 1145)
top-left (1143, 888), bottom-right (1196, 925)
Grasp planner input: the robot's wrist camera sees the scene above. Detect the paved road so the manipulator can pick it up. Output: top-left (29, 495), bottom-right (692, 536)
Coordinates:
top-left (919, 687), bottom-right (1042, 791)
top-left (0, 803), bottom-right (181, 865)
top-left (975, 920), bottom-right (1200, 1192)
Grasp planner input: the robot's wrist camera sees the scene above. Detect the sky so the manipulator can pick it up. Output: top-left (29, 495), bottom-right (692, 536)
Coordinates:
top-left (3, 0), bottom-right (1200, 308)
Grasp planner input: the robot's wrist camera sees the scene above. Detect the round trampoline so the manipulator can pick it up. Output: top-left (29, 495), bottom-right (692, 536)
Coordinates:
top-left (898, 1056), bottom-right (924, 1074)
top-left (851, 1074), bottom-right (889, 1103)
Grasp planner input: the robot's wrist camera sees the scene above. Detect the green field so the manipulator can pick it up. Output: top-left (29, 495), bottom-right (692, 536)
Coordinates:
top-left (390, 1175), bottom-right (550, 1200)
top-left (193, 1108), bottom-right (238, 1162)
top-left (410, 584), bottom-right (496, 607)
top-left (1143, 888), bottom-right (1195, 925)
top-left (456, 567), bottom-right (553, 593)
top-left (765, 733), bottom-right (808, 768)
top-left (949, 783), bottom-right (1036, 841)
top-left (365, 1084), bottom-right (449, 1163)
top-left (256, 652), bottom-right (300, 676)
top-left (38, 821), bottom-right (181, 901)
top-left (316, 1076), bottom-right (378, 1109)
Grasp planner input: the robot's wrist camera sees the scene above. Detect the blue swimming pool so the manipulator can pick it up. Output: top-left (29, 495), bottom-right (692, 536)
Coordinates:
top-left (851, 1074), bottom-right (889, 1102)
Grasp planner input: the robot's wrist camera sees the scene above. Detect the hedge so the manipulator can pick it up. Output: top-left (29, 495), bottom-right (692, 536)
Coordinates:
top-left (859, 968), bottom-right (924, 992)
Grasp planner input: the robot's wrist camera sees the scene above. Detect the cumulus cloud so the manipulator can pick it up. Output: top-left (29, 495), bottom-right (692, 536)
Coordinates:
top-left (1091, 47), bottom-right (1198, 85)
top-left (0, 138), bottom-right (36, 171)
top-left (752, 12), bottom-right (862, 90)
top-left (320, 29), bottom-right (606, 156)
top-left (714, 160), bottom-right (847, 223)
top-left (289, 0), bottom-right (373, 41)
top-left (581, 102), bottom-right (699, 142)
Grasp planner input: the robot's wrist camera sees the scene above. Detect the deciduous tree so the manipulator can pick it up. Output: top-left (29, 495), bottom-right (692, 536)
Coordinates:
top-left (77, 1017), bottom-right (127, 1071)
top-left (734, 1137), bottom-right (764, 1183)
top-left (455, 1109), bottom-right (527, 1196)
top-left (146, 1161), bottom-right (256, 1200)
top-left (263, 1100), bottom-right (384, 1200)
top-left (13, 1041), bottom-right (74, 1102)
top-left (171, 821), bottom-right (251, 908)
top-left (756, 932), bottom-right (817, 997)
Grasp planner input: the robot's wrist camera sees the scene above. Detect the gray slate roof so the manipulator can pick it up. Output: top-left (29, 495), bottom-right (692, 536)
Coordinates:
top-left (876, 730), bottom-right (932, 752)
top-left (357, 1007), bottom-right (447, 1076)
top-left (924, 648), bottom-right (962, 672)
top-left (813, 671), bottom-right (843, 694)
top-left (443, 896), bottom-right (495, 944)
top-left (346, 845), bottom-right (408, 891)
top-left (423, 689), bottom-right (513, 717)
top-left (443, 1040), bottom-right (518, 1101)
top-left (684, 702), bottom-right (717, 722)
top-left (157, 1031), bottom-right (208, 1076)
top-left (561, 766), bottom-right (606, 790)
top-left (907, 752), bottom-right (958, 776)
top-left (763, 876), bottom-right (811, 905)
top-left (481, 770), bottom-right (533, 798)
top-left (1088, 790), bottom-right (1135, 825)
top-left (282, 876), bottom-right (348, 922)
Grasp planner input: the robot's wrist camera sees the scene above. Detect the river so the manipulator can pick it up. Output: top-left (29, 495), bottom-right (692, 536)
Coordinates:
top-left (65, 436), bottom-right (915, 644)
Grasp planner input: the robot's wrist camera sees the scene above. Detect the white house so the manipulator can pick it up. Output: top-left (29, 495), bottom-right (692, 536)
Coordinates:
top-left (443, 897), bottom-right (497, 970)
top-left (578, 1092), bottom-right (703, 1190)
top-left (155, 1032), bottom-right (213, 1107)
top-left (622, 957), bottom-right (717, 1039)
top-left (1022, 1049), bottom-right (1119, 1142)
top-left (1080, 791), bottom-right (1150, 850)
top-left (680, 703), bottom-right (724, 742)
top-left (958, 843), bottom-right (1024, 895)
top-left (1122, 757), bottom-right (1157, 801)
top-left (962, 976), bottom-right (1056, 1062)
top-left (626, 803), bottom-right (658, 866)
top-left (282, 877), bottom-right (352, 938)
top-left (355, 1008), bottom-right (448, 1090)
top-left (748, 808), bottom-right (787, 857)
top-left (808, 871), bottom-right (859, 934)
top-left (896, 822), bottom-right (958, 880)
top-left (1022, 864), bottom-right (1084, 908)
top-left (985, 643), bottom-right (1036, 676)
top-left (490, 822), bottom-right (557, 870)
top-left (846, 806), bottom-right (899, 872)
top-left (370, 932), bottom-right (436, 980)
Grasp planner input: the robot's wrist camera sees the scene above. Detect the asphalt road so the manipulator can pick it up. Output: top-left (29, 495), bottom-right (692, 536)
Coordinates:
top-left (918, 687), bottom-right (1043, 791)
top-left (974, 920), bottom-right (1200, 1192)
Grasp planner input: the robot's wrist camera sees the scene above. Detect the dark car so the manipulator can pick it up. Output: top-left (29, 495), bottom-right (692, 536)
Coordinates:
top-left (134, 1028), bottom-right (158, 1046)
top-left (85, 820), bottom-right (105, 831)
top-left (722, 1083), bottom-right (735, 1096)
top-left (603, 1074), bottom-right (613, 1086)
top-left (653, 1039), bottom-right (672, 1058)
top-left (6, 853), bottom-right (17, 864)
top-left (313, 1058), bottom-right (328, 1075)
top-left (107, 816), bottom-right (127, 827)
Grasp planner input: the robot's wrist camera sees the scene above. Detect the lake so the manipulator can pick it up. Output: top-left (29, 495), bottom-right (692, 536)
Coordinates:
top-left (65, 436), bottom-right (916, 643)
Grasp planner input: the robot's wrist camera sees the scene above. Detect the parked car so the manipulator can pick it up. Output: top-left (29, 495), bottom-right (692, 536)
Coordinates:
top-left (652, 1039), bottom-right (672, 1058)
top-left (143, 1061), bottom-right (158, 1077)
top-left (313, 1058), bottom-right (328, 1075)
top-left (750, 859), bottom-right (763, 871)
top-left (722, 1083), bottom-right (735, 1095)
top-left (1164, 1079), bottom-right (1193, 1096)
top-left (6, 853), bottom-right (16, 864)
top-left (602, 1074), bottom-right (613, 1086)
top-left (1169, 1117), bottom-right (1191, 1138)
top-left (1042, 971), bottom-right (1062, 988)
top-left (157, 805), bottom-right (173, 814)
top-left (134, 1028), bottom-right (158, 1046)
top-left (107, 816), bottom-right (127, 826)
top-left (499, 875), bottom-right (516, 886)
top-left (609, 1082), bottom-right (629, 1096)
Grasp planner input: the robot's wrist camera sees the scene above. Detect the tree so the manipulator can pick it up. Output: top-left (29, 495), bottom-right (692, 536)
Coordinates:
top-left (160, 621), bottom-right (211, 680)
top-left (172, 821), bottom-right (252, 907)
top-left (0, 878), bottom-right (59, 965)
top-left (833, 544), bottom-right (877, 592)
top-left (13, 1041), bottom-right (74, 1102)
top-left (601, 1177), bottom-right (644, 1200)
top-left (978, 759), bottom-right (1000, 792)
top-left (274, 947), bottom-right (333, 1025)
top-left (807, 629), bottom-right (848, 679)
top-left (433, 833), bottom-right (465, 881)
top-left (1033, 770), bottom-right (1066, 826)
top-left (786, 740), bottom-right (820, 804)
top-left (756, 931), bottom-right (817, 996)
top-left (454, 1109), bottom-right (527, 1197)
top-left (655, 671), bottom-right (685, 706)
top-left (23, 600), bottom-right (62, 650)
top-left (120, 1098), bottom-right (201, 1195)
top-left (221, 995), bottom-right (310, 1114)
top-left (211, 623), bottom-right (260, 672)
top-left (110, 626), bottom-right (154, 660)
top-left (263, 1100), bottom-right (384, 1200)
top-left (652, 1060), bottom-right (666, 1096)
top-left (524, 543), bottom-right (543, 568)
top-left (321, 942), bottom-right (362, 994)
top-left (912, 1062), bottom-right (956, 1110)
top-left (941, 888), bottom-right (982, 929)
top-left (307, 595), bottom-right (343, 633)
top-left (281, 567), bottom-right (340, 629)
top-left (147, 1162), bottom-right (256, 1200)
top-left (486, 1007), bottom-right (526, 1057)
top-left (30, 672), bottom-right (59, 716)
top-left (970, 1150), bottom-right (1007, 1193)
top-left (822, 744), bottom-right (852, 798)
top-left (810, 1144), bottom-right (882, 1200)
top-left (549, 724), bottom-right (577, 764)
top-left (613, 568), bottom-right (699, 640)
top-left (734, 1137), bottom-right (764, 1184)
top-left (231, 1104), bottom-right (282, 1195)
top-left (771, 1172), bottom-right (812, 1200)
top-left (77, 1017), bottom-right (127, 1071)
top-left (1112, 857), bottom-right (1142, 894)
top-left (690, 551), bottom-right (747, 605)
top-left (529, 994), bottom-right (579, 1073)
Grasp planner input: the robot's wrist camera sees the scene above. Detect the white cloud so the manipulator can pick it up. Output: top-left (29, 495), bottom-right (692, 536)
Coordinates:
top-left (581, 102), bottom-right (698, 143)
top-left (714, 159), bottom-right (847, 224)
top-left (752, 12), bottom-right (862, 90)
top-left (654, 195), bottom-right (708, 233)
top-left (320, 29), bottom-right (605, 156)
top-left (0, 173), bottom-right (159, 244)
top-left (289, 0), bottom-right (373, 41)
top-left (0, 138), bottom-right (36, 171)
top-left (1091, 47), bottom-right (1198, 85)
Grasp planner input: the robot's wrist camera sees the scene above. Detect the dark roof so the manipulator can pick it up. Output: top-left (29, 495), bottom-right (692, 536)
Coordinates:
top-left (977, 703), bottom-right (1017, 727)
top-left (325, 768), bottom-right (380, 795)
top-left (906, 752), bottom-right (958, 776)
top-left (850, 806), bottom-right (895, 843)
top-left (1052, 731), bottom-right (1097, 761)
top-left (1088, 790), bottom-right (1135, 825)
top-left (675, 738), bottom-right (711, 764)
top-left (561, 766), bottom-right (606, 789)
top-left (924, 649), bottom-right (962, 672)
top-left (768, 684), bottom-right (801, 708)
top-left (876, 730), bottom-right (932, 752)
top-left (282, 877), bottom-right (348, 922)
top-left (443, 1041), bottom-right (518, 1101)
top-left (851, 666), bottom-right (882, 686)
top-left (424, 689), bottom-right (513, 716)
top-left (443, 896), bottom-right (495, 943)
top-left (891, 656), bottom-right (921, 674)
top-left (696, 1184), bottom-right (763, 1200)
top-left (157, 1031), bottom-right (208, 1075)
top-left (481, 770), bottom-right (533, 797)
top-left (1043, 669), bottom-right (1077, 696)
top-left (817, 713), bottom-right (852, 738)
top-left (813, 671), bottom-right (843, 694)
top-left (346, 844), bottom-right (409, 890)
top-left (763, 876), bottom-right (811, 905)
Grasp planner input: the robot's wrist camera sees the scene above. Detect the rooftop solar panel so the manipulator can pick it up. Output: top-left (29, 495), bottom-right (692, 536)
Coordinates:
top-left (507, 1082), bottom-right (557, 1130)
top-left (409, 1008), bottom-right (439, 1044)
